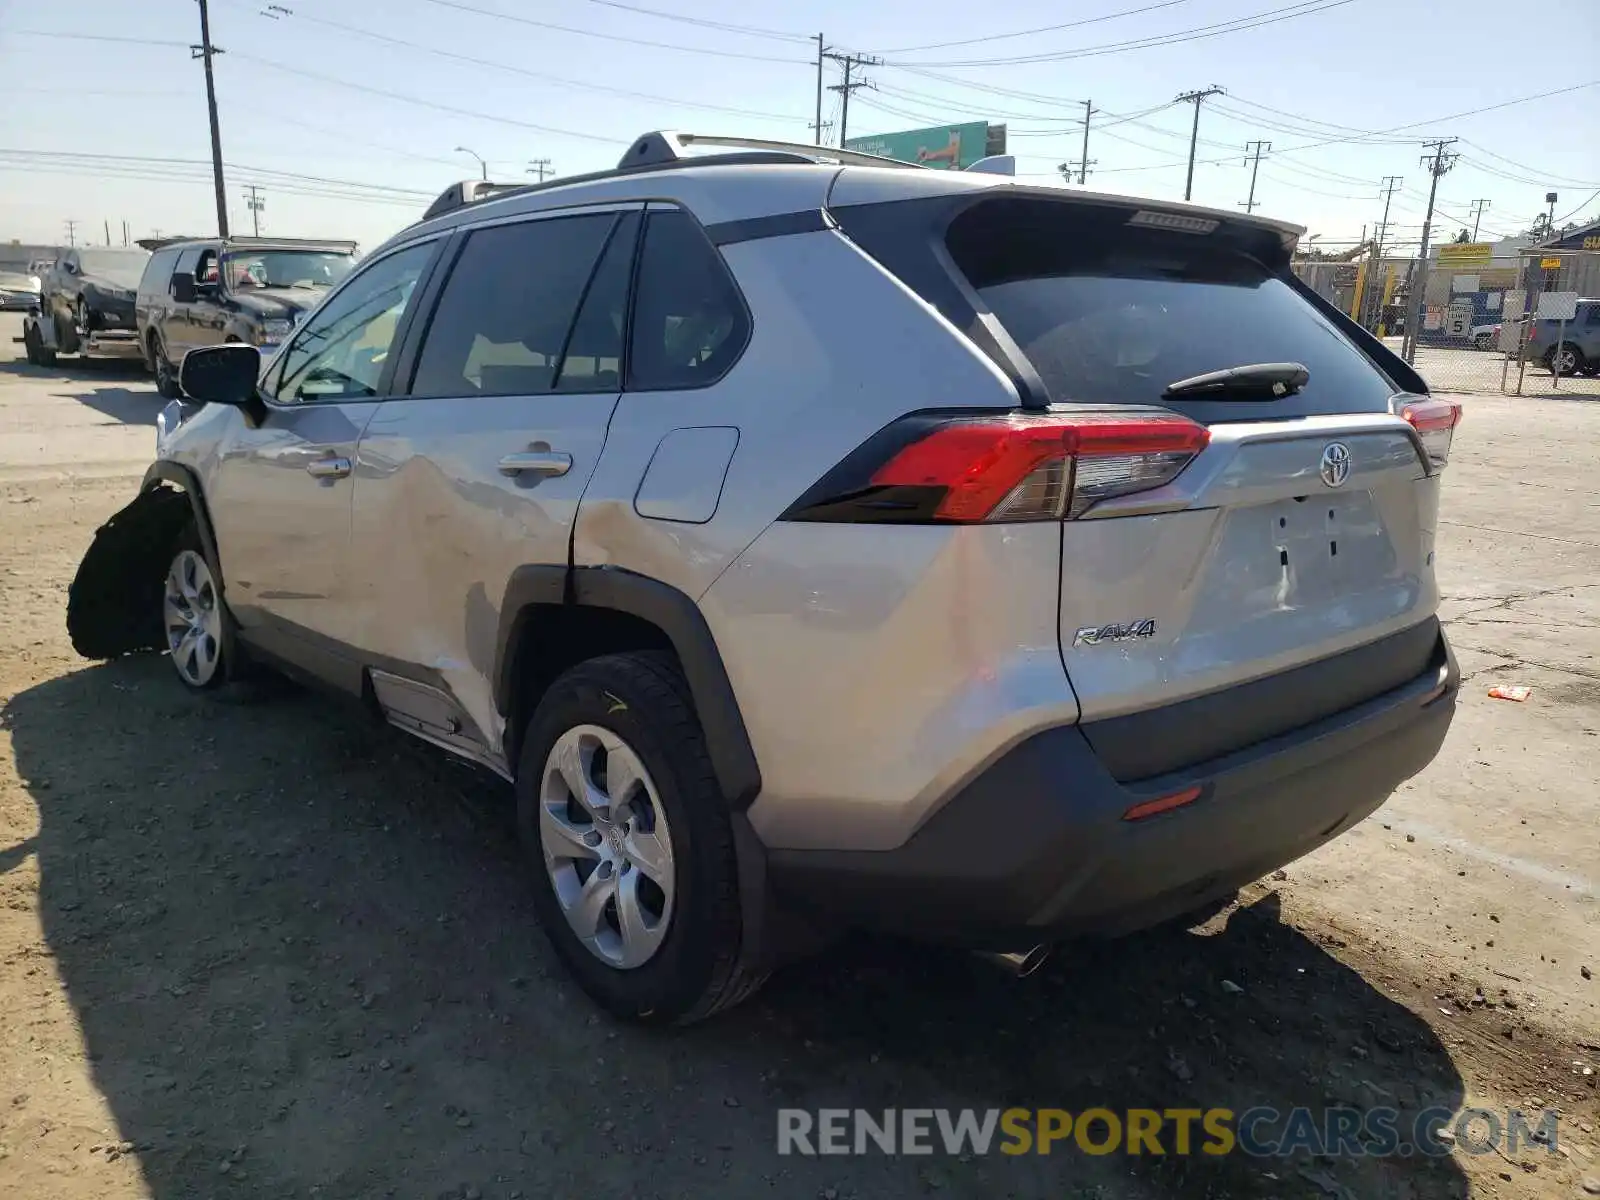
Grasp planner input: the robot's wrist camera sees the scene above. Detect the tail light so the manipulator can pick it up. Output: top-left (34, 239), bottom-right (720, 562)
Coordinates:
top-left (781, 410), bottom-right (1210, 524)
top-left (1394, 396), bottom-right (1461, 472)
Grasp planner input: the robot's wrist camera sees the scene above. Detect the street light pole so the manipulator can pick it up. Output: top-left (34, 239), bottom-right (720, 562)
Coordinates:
top-left (455, 146), bottom-right (488, 180)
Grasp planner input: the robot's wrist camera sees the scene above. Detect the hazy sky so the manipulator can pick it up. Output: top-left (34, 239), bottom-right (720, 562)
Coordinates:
top-left (1, 0), bottom-right (1596, 254)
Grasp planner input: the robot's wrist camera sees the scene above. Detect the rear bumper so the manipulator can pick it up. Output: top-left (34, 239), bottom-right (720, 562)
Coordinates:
top-left (767, 626), bottom-right (1457, 947)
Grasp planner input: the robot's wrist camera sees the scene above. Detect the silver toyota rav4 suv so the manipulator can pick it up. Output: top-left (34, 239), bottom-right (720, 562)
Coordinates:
top-left (68, 132), bottom-right (1461, 1024)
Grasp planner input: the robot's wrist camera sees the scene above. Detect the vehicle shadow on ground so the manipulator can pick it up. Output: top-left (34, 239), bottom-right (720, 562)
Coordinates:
top-left (60, 385), bottom-right (161, 427)
top-left (5, 657), bottom-right (1469, 1200)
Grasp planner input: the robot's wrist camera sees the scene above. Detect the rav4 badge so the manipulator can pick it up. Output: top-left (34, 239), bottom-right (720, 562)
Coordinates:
top-left (1073, 619), bottom-right (1157, 648)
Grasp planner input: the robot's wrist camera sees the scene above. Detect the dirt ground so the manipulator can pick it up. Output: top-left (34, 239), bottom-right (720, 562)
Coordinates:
top-left (0, 312), bottom-right (1596, 1200)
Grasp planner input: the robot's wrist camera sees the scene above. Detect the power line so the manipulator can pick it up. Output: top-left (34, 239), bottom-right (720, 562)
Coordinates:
top-left (526, 158), bottom-right (553, 182)
top-left (228, 53), bottom-right (627, 145)
top-left (880, 0), bottom-right (1196, 54)
top-left (885, 0), bottom-right (1357, 68)
top-left (228, 2), bottom-right (801, 122)
top-left (1555, 188), bottom-right (1600, 225)
top-left (414, 0), bottom-right (810, 64)
top-left (572, 0), bottom-right (808, 41)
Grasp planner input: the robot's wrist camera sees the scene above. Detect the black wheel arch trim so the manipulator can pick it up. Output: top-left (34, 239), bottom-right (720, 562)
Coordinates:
top-left (494, 565), bottom-right (762, 810)
top-left (141, 461), bottom-right (228, 596)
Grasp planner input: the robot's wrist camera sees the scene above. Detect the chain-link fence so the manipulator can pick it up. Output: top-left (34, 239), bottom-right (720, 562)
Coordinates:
top-left (1296, 247), bottom-right (1600, 398)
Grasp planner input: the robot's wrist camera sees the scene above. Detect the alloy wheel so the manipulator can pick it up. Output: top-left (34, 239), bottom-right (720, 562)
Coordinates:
top-left (163, 550), bottom-right (222, 687)
top-left (539, 724), bottom-right (676, 969)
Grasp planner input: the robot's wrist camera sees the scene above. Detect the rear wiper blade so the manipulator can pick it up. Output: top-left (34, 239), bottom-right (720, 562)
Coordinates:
top-left (1162, 362), bottom-right (1310, 399)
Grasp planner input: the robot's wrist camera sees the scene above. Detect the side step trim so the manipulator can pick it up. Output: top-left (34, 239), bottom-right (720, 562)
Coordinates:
top-left (369, 669), bottom-right (511, 780)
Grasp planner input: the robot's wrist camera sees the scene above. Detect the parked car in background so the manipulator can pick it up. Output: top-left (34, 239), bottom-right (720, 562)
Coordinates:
top-left (1469, 321), bottom-right (1498, 350)
top-left (136, 236), bottom-right (359, 398)
top-left (43, 247), bottom-right (150, 334)
top-left (0, 270), bottom-right (41, 310)
top-left (1525, 298), bottom-right (1600, 376)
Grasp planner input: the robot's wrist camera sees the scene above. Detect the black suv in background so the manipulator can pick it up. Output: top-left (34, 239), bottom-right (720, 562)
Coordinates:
top-left (136, 236), bottom-right (358, 397)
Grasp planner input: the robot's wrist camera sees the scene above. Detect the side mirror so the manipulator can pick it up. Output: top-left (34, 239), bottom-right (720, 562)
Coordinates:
top-left (180, 344), bottom-right (262, 408)
top-left (171, 272), bottom-right (197, 303)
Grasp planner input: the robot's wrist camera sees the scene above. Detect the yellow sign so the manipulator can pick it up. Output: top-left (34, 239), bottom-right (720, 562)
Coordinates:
top-left (1541, 257), bottom-right (1563, 269)
top-left (1583, 236), bottom-right (1600, 251)
top-left (1438, 242), bottom-right (1494, 269)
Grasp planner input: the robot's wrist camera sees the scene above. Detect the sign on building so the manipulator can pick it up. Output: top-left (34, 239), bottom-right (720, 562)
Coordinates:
top-left (1437, 242), bottom-right (1494, 269)
top-left (844, 121), bottom-right (1003, 170)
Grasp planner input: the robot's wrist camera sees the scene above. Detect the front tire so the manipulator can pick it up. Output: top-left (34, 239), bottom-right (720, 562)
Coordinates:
top-left (516, 651), bottom-right (764, 1024)
top-left (162, 527), bottom-right (228, 691)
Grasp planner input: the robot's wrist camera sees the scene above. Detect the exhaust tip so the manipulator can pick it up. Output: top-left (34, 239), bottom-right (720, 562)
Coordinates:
top-left (975, 946), bottom-right (1051, 978)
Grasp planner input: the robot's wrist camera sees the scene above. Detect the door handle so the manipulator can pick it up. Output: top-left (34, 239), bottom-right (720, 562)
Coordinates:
top-left (497, 450), bottom-right (572, 478)
top-left (306, 456), bottom-right (352, 480)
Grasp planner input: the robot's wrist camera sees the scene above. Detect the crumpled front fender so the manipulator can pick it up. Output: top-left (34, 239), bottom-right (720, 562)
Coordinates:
top-left (66, 484), bottom-right (192, 659)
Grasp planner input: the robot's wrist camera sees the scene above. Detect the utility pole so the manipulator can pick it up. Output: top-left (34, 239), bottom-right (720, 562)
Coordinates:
top-left (1542, 191), bottom-right (1558, 240)
top-left (526, 158), bottom-right (553, 182)
top-left (122, 220), bottom-right (130, 247)
top-left (1074, 99), bottom-right (1097, 184)
top-left (1365, 175), bottom-right (1403, 329)
top-left (1467, 198), bottom-right (1491, 242)
top-left (64, 219), bottom-right (78, 247)
top-left (811, 33), bottom-right (829, 145)
top-left (1240, 140), bottom-right (1271, 213)
top-left (1175, 86), bottom-right (1224, 202)
top-left (243, 184), bottom-right (265, 235)
top-left (192, 0), bottom-right (230, 237)
top-left (825, 51), bottom-right (881, 148)
top-left (104, 219), bottom-right (112, 246)
top-left (1402, 138), bottom-right (1459, 364)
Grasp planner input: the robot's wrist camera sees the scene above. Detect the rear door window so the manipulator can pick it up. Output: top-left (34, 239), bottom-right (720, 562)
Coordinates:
top-left (410, 213), bottom-right (617, 399)
top-left (948, 199), bottom-right (1399, 421)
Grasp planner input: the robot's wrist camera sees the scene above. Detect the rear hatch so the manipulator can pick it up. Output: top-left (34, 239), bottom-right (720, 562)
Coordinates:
top-left (834, 185), bottom-right (1454, 780)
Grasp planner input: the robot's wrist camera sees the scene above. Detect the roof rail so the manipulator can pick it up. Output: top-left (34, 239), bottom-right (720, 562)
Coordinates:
top-left (415, 131), bottom-right (927, 228)
top-left (421, 179), bottom-right (531, 223)
top-left (617, 131), bottom-right (920, 172)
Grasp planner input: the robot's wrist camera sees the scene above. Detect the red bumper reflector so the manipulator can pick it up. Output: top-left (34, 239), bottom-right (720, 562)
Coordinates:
top-left (1121, 786), bottom-right (1203, 822)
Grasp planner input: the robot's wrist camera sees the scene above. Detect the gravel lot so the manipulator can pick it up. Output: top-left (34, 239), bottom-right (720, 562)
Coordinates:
top-left (0, 312), bottom-right (1595, 1199)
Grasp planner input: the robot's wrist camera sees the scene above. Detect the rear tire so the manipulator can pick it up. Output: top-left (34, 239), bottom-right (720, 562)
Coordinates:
top-left (515, 650), bottom-right (765, 1025)
top-left (1547, 343), bottom-right (1584, 377)
top-left (151, 332), bottom-right (182, 399)
top-left (23, 322), bottom-right (55, 367)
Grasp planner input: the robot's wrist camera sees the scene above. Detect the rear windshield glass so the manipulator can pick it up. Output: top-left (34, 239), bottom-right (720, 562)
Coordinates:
top-left (949, 200), bottom-right (1397, 416)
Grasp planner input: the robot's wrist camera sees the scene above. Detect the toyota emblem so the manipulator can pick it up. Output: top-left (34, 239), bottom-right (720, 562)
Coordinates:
top-left (1319, 441), bottom-right (1351, 488)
